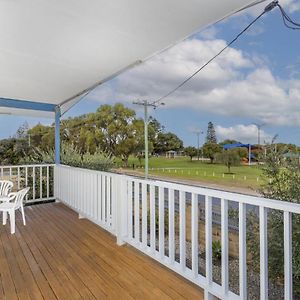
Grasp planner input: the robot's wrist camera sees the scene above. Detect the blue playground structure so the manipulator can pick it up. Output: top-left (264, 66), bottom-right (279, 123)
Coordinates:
top-left (223, 143), bottom-right (258, 165)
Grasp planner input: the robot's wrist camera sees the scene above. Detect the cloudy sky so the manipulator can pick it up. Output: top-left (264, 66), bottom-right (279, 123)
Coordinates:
top-left (1, 1), bottom-right (300, 147)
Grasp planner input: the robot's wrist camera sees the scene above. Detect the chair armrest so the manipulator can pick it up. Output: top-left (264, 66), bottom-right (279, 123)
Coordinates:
top-left (7, 192), bottom-right (16, 201)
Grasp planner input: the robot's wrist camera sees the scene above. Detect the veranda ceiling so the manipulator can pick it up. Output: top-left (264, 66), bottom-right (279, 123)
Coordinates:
top-left (0, 0), bottom-right (263, 117)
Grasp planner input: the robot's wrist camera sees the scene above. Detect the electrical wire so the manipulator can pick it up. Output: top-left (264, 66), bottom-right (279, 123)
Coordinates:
top-left (151, 0), bottom-right (300, 106)
top-left (277, 3), bottom-right (300, 30)
top-left (152, 5), bottom-right (273, 105)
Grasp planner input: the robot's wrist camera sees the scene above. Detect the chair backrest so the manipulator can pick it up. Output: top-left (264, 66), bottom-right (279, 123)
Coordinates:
top-left (13, 187), bottom-right (30, 209)
top-left (0, 180), bottom-right (13, 196)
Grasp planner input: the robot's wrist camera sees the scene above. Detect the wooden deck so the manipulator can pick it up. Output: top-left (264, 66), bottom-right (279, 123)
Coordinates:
top-left (0, 202), bottom-right (204, 300)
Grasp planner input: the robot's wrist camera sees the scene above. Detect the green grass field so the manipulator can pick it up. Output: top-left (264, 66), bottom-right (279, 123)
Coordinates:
top-left (120, 156), bottom-right (265, 190)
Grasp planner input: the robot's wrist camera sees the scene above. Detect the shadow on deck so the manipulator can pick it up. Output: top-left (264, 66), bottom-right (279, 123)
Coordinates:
top-left (0, 202), bottom-right (204, 299)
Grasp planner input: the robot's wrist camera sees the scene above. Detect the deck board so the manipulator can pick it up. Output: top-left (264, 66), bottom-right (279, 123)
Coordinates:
top-left (0, 203), bottom-right (204, 300)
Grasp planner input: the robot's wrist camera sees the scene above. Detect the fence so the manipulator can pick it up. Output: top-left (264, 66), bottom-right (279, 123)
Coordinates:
top-left (0, 164), bottom-right (55, 204)
top-left (55, 164), bottom-right (300, 300)
top-left (55, 164), bottom-right (116, 234)
top-left (149, 167), bottom-right (262, 182)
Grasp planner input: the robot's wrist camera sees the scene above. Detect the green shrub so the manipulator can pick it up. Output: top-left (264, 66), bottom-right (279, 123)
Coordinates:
top-left (22, 143), bottom-right (114, 171)
top-left (212, 240), bottom-right (222, 260)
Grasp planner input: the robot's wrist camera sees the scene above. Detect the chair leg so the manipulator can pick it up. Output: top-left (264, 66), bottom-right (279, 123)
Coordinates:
top-left (9, 210), bottom-right (15, 234)
top-left (21, 205), bottom-right (26, 226)
top-left (3, 211), bottom-right (7, 225)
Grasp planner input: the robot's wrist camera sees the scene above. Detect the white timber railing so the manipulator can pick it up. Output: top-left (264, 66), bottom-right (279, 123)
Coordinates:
top-left (0, 164), bottom-right (55, 204)
top-left (54, 164), bottom-right (300, 300)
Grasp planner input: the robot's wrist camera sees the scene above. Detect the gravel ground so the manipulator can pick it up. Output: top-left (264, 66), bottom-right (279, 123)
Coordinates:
top-left (149, 235), bottom-right (285, 299)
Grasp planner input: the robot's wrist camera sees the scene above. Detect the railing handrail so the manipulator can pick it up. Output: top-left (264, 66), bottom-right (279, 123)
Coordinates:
top-left (0, 163), bottom-right (55, 168)
top-left (125, 176), bottom-right (300, 214)
top-left (58, 163), bottom-right (300, 214)
top-left (57, 163), bottom-right (118, 177)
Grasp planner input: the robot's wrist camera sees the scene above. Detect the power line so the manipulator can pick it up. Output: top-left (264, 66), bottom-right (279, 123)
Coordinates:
top-left (151, 1), bottom-right (278, 106)
top-left (277, 3), bottom-right (300, 30)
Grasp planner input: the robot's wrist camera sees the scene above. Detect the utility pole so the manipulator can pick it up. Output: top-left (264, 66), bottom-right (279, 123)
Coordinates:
top-left (193, 129), bottom-right (203, 160)
top-left (133, 100), bottom-right (159, 179)
top-left (252, 123), bottom-right (266, 145)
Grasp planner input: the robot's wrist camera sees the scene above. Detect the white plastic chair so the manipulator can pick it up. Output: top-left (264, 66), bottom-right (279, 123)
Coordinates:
top-left (0, 187), bottom-right (29, 234)
top-left (0, 180), bottom-right (13, 200)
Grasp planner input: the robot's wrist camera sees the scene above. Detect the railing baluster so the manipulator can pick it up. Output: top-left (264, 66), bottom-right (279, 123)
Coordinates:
top-left (46, 166), bottom-right (49, 199)
top-left (107, 176), bottom-right (111, 225)
top-left (83, 171), bottom-right (86, 213)
top-left (239, 202), bottom-right (247, 299)
top-left (134, 181), bottom-right (140, 242)
top-left (128, 181), bottom-right (133, 240)
top-left (87, 173), bottom-right (91, 216)
top-left (205, 196), bottom-right (213, 286)
top-left (191, 193), bottom-right (198, 278)
top-left (102, 175), bottom-right (106, 223)
top-left (168, 189), bottom-right (175, 264)
top-left (150, 185), bottom-right (155, 253)
top-left (32, 166), bottom-right (36, 201)
top-left (17, 167), bottom-right (20, 189)
top-left (142, 183), bottom-right (147, 248)
top-left (221, 198), bottom-right (229, 294)
top-left (40, 166), bottom-right (43, 199)
top-left (259, 206), bottom-right (268, 300)
top-left (179, 190), bottom-right (186, 271)
top-left (284, 211), bottom-right (292, 300)
top-left (159, 186), bottom-right (165, 258)
top-left (97, 174), bottom-right (101, 221)
top-left (25, 167), bottom-right (28, 202)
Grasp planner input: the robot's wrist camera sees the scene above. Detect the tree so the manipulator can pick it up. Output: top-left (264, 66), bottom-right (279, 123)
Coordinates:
top-left (91, 104), bottom-right (145, 166)
top-left (0, 103), bottom-right (183, 167)
top-left (28, 123), bottom-right (54, 150)
top-left (154, 132), bottom-right (183, 154)
top-left (184, 146), bottom-right (198, 161)
top-left (206, 122), bottom-right (217, 144)
top-left (248, 142), bottom-right (300, 297)
top-left (0, 138), bottom-right (33, 165)
top-left (218, 139), bottom-right (239, 147)
top-left (215, 149), bottom-right (240, 173)
top-left (15, 122), bottom-right (29, 139)
top-left (202, 142), bottom-right (221, 163)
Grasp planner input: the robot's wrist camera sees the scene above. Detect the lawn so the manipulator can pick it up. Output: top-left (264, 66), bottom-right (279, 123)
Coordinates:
top-left (118, 156), bottom-right (265, 190)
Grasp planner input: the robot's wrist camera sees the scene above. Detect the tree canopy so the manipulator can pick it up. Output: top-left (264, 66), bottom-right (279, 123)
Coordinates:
top-left (206, 121), bottom-right (217, 144)
top-left (184, 146), bottom-right (198, 161)
top-left (215, 149), bottom-right (240, 173)
top-left (0, 103), bottom-right (184, 166)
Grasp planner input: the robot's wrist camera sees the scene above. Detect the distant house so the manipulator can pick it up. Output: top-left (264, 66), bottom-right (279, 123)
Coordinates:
top-left (165, 150), bottom-right (176, 159)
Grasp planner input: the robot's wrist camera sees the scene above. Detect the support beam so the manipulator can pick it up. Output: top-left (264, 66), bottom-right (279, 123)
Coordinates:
top-left (55, 106), bottom-right (61, 164)
top-left (0, 97), bottom-right (56, 112)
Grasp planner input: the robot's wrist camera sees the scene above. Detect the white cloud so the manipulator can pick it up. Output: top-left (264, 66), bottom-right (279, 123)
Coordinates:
top-left (216, 124), bottom-right (272, 144)
top-left (280, 0), bottom-right (300, 13)
top-left (89, 36), bottom-right (300, 127)
top-left (197, 26), bottom-right (218, 40)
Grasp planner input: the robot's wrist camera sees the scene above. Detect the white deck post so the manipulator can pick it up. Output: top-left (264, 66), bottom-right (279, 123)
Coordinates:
top-left (116, 175), bottom-right (128, 246)
top-left (55, 106), bottom-right (61, 165)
